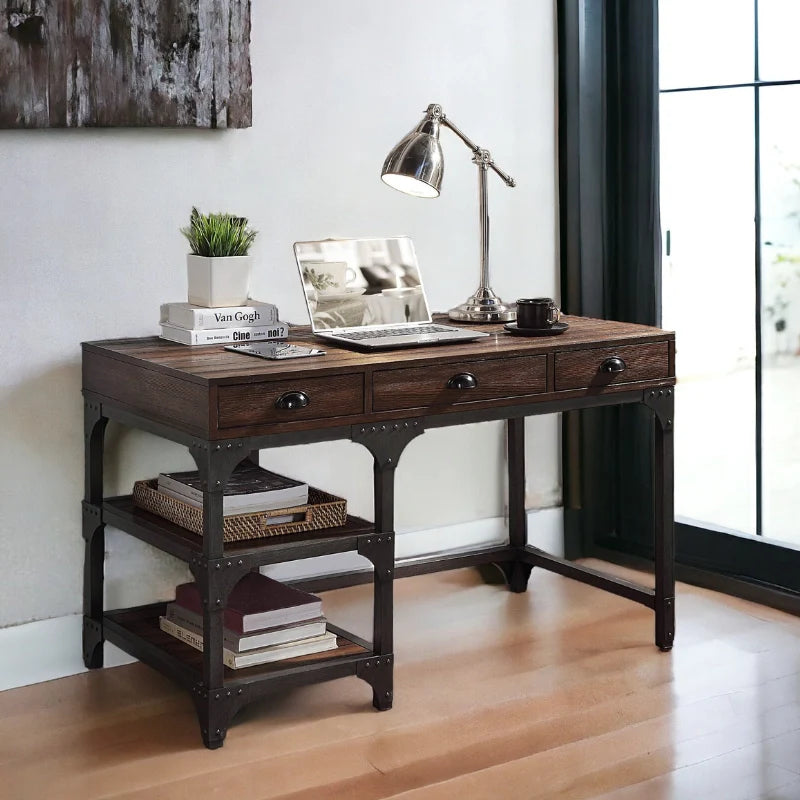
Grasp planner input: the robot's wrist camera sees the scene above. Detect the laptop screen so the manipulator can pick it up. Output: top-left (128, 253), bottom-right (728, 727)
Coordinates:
top-left (294, 237), bottom-right (432, 331)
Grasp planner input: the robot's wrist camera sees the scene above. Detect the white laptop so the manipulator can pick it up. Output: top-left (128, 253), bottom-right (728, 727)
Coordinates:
top-left (294, 237), bottom-right (489, 350)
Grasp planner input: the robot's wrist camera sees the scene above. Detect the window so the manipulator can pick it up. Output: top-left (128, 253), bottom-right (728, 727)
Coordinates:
top-left (660, 0), bottom-right (800, 546)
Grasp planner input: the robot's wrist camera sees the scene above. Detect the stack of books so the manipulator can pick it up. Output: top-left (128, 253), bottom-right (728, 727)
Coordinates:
top-left (160, 572), bottom-right (337, 668)
top-left (156, 463), bottom-right (309, 520)
top-left (159, 300), bottom-right (289, 346)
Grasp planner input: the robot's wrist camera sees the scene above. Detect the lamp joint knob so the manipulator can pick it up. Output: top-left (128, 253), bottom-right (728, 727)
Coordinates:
top-left (425, 103), bottom-right (444, 119)
top-left (472, 148), bottom-right (492, 168)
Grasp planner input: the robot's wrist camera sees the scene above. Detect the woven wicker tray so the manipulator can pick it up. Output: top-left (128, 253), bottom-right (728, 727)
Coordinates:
top-left (132, 479), bottom-right (347, 542)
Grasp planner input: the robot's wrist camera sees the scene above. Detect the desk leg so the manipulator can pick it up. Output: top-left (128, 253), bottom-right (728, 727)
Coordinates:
top-left (82, 400), bottom-right (108, 669)
top-left (189, 442), bottom-right (250, 749)
top-left (503, 418), bottom-right (533, 593)
top-left (373, 459), bottom-right (395, 658)
top-left (352, 421), bottom-right (424, 711)
top-left (367, 460), bottom-right (395, 711)
top-left (647, 389), bottom-right (676, 651)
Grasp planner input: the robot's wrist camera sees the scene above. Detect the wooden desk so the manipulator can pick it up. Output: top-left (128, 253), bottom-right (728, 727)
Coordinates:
top-left (81, 315), bottom-right (675, 748)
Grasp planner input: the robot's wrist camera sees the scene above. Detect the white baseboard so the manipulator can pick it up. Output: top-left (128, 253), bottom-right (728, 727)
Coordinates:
top-left (261, 506), bottom-right (564, 582)
top-left (0, 508), bottom-right (563, 692)
top-left (0, 615), bottom-right (136, 692)
top-left (525, 505), bottom-right (565, 557)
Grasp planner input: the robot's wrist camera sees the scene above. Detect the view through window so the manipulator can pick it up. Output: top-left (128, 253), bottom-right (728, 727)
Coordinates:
top-left (660, 0), bottom-right (800, 544)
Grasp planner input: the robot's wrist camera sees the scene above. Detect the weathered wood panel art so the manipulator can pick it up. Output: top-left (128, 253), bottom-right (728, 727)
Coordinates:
top-left (0, 1), bottom-right (251, 128)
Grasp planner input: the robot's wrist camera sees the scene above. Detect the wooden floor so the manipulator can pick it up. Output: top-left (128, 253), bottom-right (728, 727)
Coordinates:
top-left (3, 561), bottom-right (800, 800)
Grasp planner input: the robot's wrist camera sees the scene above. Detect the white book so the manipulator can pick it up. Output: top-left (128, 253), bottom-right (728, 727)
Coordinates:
top-left (157, 485), bottom-right (304, 520)
top-left (159, 301), bottom-right (279, 330)
top-left (159, 321), bottom-right (289, 346)
top-left (165, 604), bottom-right (328, 652)
top-left (159, 617), bottom-right (338, 669)
top-left (157, 464), bottom-right (308, 512)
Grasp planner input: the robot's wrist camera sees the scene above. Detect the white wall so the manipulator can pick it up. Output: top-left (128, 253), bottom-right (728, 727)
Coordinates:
top-left (0, 0), bottom-right (557, 629)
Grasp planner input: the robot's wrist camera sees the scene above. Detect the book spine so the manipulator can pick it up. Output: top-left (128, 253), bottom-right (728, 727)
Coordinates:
top-left (165, 605), bottom-right (204, 632)
top-left (166, 603), bottom-right (328, 651)
top-left (167, 303), bottom-right (279, 330)
top-left (160, 321), bottom-right (289, 346)
top-left (221, 492), bottom-right (309, 513)
top-left (156, 473), bottom-right (203, 504)
top-left (157, 483), bottom-right (306, 517)
top-left (173, 586), bottom-right (245, 634)
top-left (160, 617), bottom-right (203, 652)
top-left (157, 469), bottom-right (308, 510)
top-left (160, 617), bottom-right (238, 667)
top-left (230, 633), bottom-right (337, 668)
top-left (166, 605), bottom-right (238, 650)
top-left (223, 652), bottom-right (237, 669)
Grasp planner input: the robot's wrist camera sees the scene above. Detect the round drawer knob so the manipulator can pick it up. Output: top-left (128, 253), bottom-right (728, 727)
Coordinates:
top-left (600, 357), bottom-right (626, 374)
top-left (275, 391), bottom-right (310, 410)
top-left (446, 373), bottom-right (478, 390)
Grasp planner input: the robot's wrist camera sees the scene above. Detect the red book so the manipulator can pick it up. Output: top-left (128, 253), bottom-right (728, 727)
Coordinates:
top-left (174, 573), bottom-right (323, 633)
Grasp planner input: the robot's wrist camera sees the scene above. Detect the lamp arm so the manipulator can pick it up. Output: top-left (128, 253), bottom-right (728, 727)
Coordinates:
top-left (426, 104), bottom-right (516, 188)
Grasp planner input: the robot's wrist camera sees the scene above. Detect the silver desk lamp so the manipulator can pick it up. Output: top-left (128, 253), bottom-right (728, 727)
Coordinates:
top-left (381, 103), bottom-right (517, 323)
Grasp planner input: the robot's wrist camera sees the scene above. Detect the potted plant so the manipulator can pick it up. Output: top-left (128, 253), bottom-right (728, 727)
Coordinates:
top-left (181, 207), bottom-right (258, 307)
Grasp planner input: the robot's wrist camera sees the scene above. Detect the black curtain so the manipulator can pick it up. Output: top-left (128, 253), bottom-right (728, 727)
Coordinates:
top-left (557, 0), bottom-right (662, 559)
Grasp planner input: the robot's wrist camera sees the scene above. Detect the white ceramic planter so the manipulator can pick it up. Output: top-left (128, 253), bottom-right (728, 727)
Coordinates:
top-left (187, 254), bottom-right (252, 308)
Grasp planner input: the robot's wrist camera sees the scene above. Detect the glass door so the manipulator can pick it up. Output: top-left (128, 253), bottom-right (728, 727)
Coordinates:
top-left (660, 87), bottom-right (756, 536)
top-left (759, 85), bottom-right (800, 544)
top-left (660, 1), bottom-right (800, 556)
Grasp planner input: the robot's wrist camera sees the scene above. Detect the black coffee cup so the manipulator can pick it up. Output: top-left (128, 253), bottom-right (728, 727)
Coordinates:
top-left (516, 298), bottom-right (560, 329)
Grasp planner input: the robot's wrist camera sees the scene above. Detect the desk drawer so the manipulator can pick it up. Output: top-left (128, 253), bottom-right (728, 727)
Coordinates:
top-left (554, 342), bottom-right (670, 391)
top-left (217, 374), bottom-right (364, 428)
top-left (372, 355), bottom-right (547, 412)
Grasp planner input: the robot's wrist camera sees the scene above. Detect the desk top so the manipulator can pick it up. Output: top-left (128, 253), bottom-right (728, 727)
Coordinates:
top-left (83, 315), bottom-right (673, 386)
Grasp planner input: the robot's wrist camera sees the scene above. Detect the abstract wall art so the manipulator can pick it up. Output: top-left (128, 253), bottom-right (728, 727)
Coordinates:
top-left (0, 1), bottom-right (252, 128)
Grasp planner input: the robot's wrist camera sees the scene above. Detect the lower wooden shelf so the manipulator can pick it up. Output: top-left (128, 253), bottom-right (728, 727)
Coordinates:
top-left (104, 603), bottom-right (372, 688)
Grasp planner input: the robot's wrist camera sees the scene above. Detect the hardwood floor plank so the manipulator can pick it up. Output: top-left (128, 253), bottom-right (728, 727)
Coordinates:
top-left (587, 742), bottom-right (800, 800)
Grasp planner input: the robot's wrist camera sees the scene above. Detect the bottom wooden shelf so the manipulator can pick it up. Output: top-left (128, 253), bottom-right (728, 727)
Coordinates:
top-left (104, 603), bottom-right (371, 686)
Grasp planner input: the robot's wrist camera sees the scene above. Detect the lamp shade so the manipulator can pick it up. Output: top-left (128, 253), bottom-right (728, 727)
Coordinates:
top-left (381, 117), bottom-right (443, 198)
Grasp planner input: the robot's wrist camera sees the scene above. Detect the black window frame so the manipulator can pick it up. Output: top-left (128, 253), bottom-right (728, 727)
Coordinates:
top-left (557, 0), bottom-right (800, 612)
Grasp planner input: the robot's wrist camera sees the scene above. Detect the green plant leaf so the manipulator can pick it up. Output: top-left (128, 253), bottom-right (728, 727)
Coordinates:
top-left (181, 208), bottom-right (259, 257)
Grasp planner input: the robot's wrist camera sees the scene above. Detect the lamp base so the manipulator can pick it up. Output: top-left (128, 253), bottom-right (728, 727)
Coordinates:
top-left (448, 286), bottom-right (516, 323)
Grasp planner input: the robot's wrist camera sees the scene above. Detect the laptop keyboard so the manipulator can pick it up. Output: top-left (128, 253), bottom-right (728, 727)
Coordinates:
top-left (335, 325), bottom-right (458, 341)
